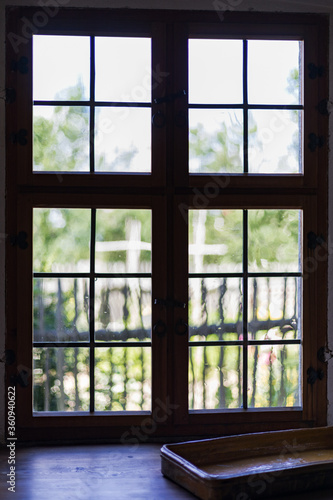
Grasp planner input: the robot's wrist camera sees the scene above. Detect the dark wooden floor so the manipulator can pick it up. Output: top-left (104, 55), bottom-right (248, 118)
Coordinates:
top-left (1, 443), bottom-right (333, 499)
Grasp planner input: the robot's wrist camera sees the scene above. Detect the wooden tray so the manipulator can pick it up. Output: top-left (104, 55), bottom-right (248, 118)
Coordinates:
top-left (161, 427), bottom-right (333, 499)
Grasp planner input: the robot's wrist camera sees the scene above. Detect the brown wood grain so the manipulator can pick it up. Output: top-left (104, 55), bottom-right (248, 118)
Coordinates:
top-left (1, 442), bottom-right (333, 500)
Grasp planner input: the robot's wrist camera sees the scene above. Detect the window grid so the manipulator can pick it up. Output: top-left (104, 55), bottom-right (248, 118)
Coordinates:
top-left (188, 209), bottom-right (302, 411)
top-left (33, 35), bottom-right (152, 175)
top-left (188, 39), bottom-right (304, 175)
top-left (32, 208), bottom-right (153, 413)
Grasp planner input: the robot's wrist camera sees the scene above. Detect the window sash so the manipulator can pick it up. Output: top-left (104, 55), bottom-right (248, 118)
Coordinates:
top-left (6, 7), bottom-right (328, 442)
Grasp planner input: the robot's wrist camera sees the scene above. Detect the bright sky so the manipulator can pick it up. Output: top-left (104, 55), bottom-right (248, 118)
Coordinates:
top-left (33, 35), bottom-right (302, 174)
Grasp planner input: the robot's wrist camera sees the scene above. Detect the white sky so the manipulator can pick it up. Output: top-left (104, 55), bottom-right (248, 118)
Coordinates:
top-left (33, 35), bottom-right (301, 174)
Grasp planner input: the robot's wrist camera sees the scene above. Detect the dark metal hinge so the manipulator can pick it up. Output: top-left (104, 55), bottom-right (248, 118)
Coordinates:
top-left (308, 133), bottom-right (324, 152)
top-left (10, 369), bottom-right (29, 388)
top-left (307, 366), bottom-right (324, 385)
top-left (307, 231), bottom-right (325, 250)
top-left (0, 350), bottom-right (15, 365)
top-left (10, 231), bottom-right (28, 250)
top-left (11, 56), bottom-right (29, 75)
top-left (5, 350), bottom-right (15, 365)
top-left (10, 129), bottom-right (28, 146)
top-left (308, 63), bottom-right (325, 79)
top-left (0, 88), bottom-right (16, 104)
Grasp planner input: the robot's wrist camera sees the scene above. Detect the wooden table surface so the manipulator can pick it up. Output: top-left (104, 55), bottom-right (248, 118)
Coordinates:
top-left (1, 443), bottom-right (333, 499)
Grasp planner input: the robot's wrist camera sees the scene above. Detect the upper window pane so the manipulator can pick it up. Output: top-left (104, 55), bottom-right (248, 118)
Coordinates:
top-left (33, 105), bottom-right (90, 172)
top-left (248, 40), bottom-right (302, 105)
top-left (189, 39), bottom-right (243, 104)
top-left (95, 37), bottom-right (151, 102)
top-left (189, 109), bottom-right (243, 174)
top-left (95, 107), bottom-right (151, 172)
top-left (248, 110), bottom-right (302, 174)
top-left (33, 36), bottom-right (90, 101)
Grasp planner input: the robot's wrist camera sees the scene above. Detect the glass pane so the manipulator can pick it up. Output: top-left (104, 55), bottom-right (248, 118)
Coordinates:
top-left (189, 39), bottom-right (243, 104)
top-left (248, 209), bottom-right (301, 272)
top-left (189, 278), bottom-right (242, 341)
top-left (189, 109), bottom-right (243, 173)
top-left (248, 40), bottom-right (302, 105)
top-left (33, 348), bottom-right (90, 411)
top-left (189, 210), bottom-right (243, 273)
top-left (248, 277), bottom-right (301, 341)
top-left (95, 209), bottom-right (151, 273)
top-left (248, 110), bottom-right (302, 174)
top-left (34, 278), bottom-right (90, 343)
top-left (95, 107), bottom-right (151, 172)
top-left (248, 344), bottom-right (301, 407)
top-left (33, 105), bottom-right (89, 172)
top-left (95, 37), bottom-right (151, 102)
top-left (95, 278), bottom-right (151, 342)
top-left (189, 346), bottom-right (242, 409)
top-left (33, 35), bottom-right (90, 101)
top-left (33, 208), bottom-right (91, 273)
top-left (95, 347), bottom-right (151, 411)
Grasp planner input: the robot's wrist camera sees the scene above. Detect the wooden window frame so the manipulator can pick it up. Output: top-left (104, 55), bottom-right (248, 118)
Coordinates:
top-left (5, 7), bottom-right (329, 443)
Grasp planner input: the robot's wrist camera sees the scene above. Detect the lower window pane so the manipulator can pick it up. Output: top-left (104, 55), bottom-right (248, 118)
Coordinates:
top-left (248, 344), bottom-right (301, 408)
top-left (95, 278), bottom-right (151, 342)
top-left (34, 278), bottom-right (90, 342)
top-left (189, 277), bottom-right (243, 341)
top-left (33, 348), bottom-right (90, 411)
top-left (248, 277), bottom-right (301, 341)
top-left (95, 347), bottom-right (151, 411)
top-left (189, 346), bottom-right (242, 410)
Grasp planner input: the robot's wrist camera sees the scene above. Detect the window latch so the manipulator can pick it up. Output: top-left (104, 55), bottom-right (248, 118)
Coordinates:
top-left (318, 346), bottom-right (333, 363)
top-left (154, 298), bottom-right (186, 309)
top-left (154, 89), bottom-right (186, 105)
top-left (153, 320), bottom-right (167, 338)
top-left (307, 231), bottom-right (325, 250)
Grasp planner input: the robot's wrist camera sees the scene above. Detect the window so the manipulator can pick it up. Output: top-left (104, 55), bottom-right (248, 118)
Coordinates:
top-left (6, 8), bottom-right (328, 442)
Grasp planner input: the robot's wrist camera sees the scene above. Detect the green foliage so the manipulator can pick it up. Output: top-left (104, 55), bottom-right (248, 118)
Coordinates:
top-left (189, 117), bottom-right (244, 173)
top-left (33, 73), bottom-right (301, 412)
top-left (34, 80), bottom-right (89, 172)
top-left (33, 208), bottom-right (91, 272)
